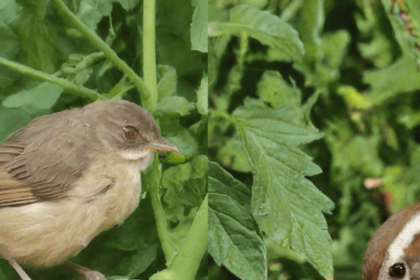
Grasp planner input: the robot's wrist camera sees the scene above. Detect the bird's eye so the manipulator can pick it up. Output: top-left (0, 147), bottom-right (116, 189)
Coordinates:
top-left (123, 126), bottom-right (138, 140)
top-left (389, 263), bottom-right (405, 278)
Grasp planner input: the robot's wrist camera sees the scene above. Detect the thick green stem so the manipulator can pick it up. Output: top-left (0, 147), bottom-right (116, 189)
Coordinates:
top-left (150, 194), bottom-right (208, 280)
top-left (149, 155), bottom-right (178, 264)
top-left (143, 0), bottom-right (158, 112)
top-left (169, 194), bottom-right (208, 279)
top-left (51, 0), bottom-right (152, 109)
top-left (0, 57), bottom-right (103, 101)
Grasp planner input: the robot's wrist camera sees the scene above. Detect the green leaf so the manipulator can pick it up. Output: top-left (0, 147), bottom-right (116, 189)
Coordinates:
top-left (74, 0), bottom-right (113, 31)
top-left (161, 155), bottom-right (207, 225)
top-left (190, 0), bottom-right (208, 53)
top-left (2, 82), bottom-right (63, 110)
top-left (231, 99), bottom-right (334, 277)
top-left (157, 65), bottom-right (177, 100)
top-left (208, 162), bottom-right (266, 280)
top-left (106, 196), bottom-right (159, 277)
top-left (105, 198), bottom-right (158, 252)
top-left (114, 0), bottom-right (139, 11)
top-left (155, 96), bottom-right (194, 117)
top-left (15, 13), bottom-right (55, 73)
top-left (196, 73), bottom-right (208, 115)
top-left (0, 108), bottom-right (32, 143)
top-left (298, 0), bottom-right (324, 61)
top-left (208, 5), bottom-right (304, 62)
top-left (383, 0), bottom-right (418, 53)
top-left (156, 0), bottom-right (203, 76)
top-left (0, 259), bottom-right (15, 280)
top-left (257, 71), bottom-right (300, 110)
top-left (160, 118), bottom-right (198, 156)
top-left (363, 54), bottom-right (420, 105)
top-left (406, 0), bottom-right (420, 50)
top-left (216, 136), bottom-right (252, 173)
top-left (356, 2), bottom-right (397, 68)
top-left (0, 23), bottom-right (20, 59)
top-left (0, 23), bottom-right (20, 89)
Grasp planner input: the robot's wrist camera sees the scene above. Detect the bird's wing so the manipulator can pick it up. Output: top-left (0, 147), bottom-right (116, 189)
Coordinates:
top-left (0, 111), bottom-right (93, 208)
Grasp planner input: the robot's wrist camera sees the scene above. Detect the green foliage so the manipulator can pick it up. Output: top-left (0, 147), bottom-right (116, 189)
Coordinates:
top-left (209, 0), bottom-right (420, 279)
top-left (0, 0), bottom-right (206, 280)
top-left (208, 162), bottom-right (265, 280)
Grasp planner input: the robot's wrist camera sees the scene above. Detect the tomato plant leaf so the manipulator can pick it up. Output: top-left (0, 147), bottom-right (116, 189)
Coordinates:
top-left (208, 161), bottom-right (266, 280)
top-left (231, 99), bottom-right (334, 277)
top-left (208, 4), bottom-right (304, 62)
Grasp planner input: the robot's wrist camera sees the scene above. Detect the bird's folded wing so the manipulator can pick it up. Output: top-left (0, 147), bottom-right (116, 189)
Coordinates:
top-left (0, 113), bottom-right (92, 208)
top-left (0, 165), bottom-right (39, 207)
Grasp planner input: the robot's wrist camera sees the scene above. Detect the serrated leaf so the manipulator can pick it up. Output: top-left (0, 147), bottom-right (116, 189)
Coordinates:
top-left (363, 54), bottom-right (420, 105)
top-left (231, 101), bottom-right (334, 277)
top-left (208, 162), bottom-right (266, 280)
top-left (208, 5), bottom-right (304, 62)
top-left (191, 0), bottom-right (208, 53)
top-left (2, 82), bottom-right (63, 110)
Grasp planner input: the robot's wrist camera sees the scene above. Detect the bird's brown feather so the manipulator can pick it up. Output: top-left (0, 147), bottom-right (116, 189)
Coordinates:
top-left (0, 108), bottom-right (95, 207)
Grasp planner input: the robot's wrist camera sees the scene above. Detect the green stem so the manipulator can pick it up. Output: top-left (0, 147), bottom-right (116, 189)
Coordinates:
top-left (0, 57), bottom-right (104, 101)
top-left (149, 155), bottom-right (178, 264)
top-left (169, 194), bottom-right (208, 279)
top-left (280, 0), bottom-right (303, 22)
top-left (51, 0), bottom-right (152, 108)
top-left (143, 0), bottom-right (158, 113)
top-left (150, 194), bottom-right (208, 280)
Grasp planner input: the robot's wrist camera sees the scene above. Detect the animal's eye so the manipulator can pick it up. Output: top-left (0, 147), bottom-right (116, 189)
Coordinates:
top-left (123, 126), bottom-right (138, 140)
top-left (389, 263), bottom-right (405, 278)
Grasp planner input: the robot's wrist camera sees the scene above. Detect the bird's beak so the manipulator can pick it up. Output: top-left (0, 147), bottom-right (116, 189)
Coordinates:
top-left (147, 136), bottom-right (180, 154)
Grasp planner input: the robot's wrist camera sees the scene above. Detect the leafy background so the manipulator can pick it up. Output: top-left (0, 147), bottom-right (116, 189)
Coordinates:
top-left (0, 0), bottom-right (207, 279)
top-left (209, 0), bottom-right (420, 279)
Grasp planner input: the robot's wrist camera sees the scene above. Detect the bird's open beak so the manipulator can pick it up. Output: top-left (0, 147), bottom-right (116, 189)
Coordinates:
top-left (147, 136), bottom-right (180, 154)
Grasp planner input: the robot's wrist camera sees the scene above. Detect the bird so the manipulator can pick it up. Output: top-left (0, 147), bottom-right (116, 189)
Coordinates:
top-left (0, 99), bottom-right (180, 280)
top-left (362, 202), bottom-right (420, 280)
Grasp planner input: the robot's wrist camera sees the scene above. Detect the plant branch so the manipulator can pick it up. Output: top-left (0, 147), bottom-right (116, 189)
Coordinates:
top-left (150, 194), bottom-right (208, 280)
top-left (51, 0), bottom-right (152, 108)
top-left (149, 155), bottom-right (178, 264)
top-left (0, 57), bottom-right (104, 101)
top-left (143, 0), bottom-right (158, 112)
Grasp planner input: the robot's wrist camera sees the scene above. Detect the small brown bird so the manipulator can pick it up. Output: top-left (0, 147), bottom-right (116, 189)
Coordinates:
top-left (0, 99), bottom-right (179, 280)
top-left (362, 203), bottom-right (420, 280)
